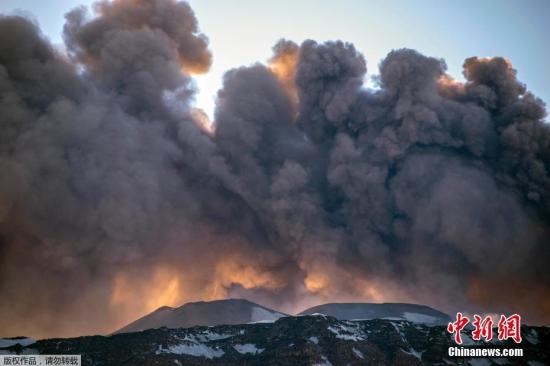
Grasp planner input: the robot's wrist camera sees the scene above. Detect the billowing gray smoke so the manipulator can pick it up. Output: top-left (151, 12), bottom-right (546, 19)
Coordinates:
top-left (0, 0), bottom-right (549, 338)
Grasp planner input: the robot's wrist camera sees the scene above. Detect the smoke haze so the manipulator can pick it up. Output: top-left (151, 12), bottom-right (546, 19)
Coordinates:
top-left (0, 0), bottom-right (549, 338)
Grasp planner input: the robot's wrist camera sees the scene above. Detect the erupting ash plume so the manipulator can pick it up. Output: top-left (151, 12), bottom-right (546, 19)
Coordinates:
top-left (0, 0), bottom-right (549, 338)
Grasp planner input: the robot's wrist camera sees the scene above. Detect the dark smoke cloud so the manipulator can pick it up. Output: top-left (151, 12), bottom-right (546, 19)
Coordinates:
top-left (1, 0), bottom-right (549, 338)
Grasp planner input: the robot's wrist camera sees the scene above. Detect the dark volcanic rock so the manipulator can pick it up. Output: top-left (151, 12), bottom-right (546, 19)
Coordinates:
top-left (299, 303), bottom-right (451, 325)
top-left (2, 315), bottom-right (548, 365)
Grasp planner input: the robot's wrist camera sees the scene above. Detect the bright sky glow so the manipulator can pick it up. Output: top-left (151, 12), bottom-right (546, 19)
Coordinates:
top-left (2, 0), bottom-right (549, 120)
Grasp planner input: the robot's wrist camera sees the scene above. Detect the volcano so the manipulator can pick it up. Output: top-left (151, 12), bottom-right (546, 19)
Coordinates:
top-left (299, 303), bottom-right (451, 325)
top-left (114, 299), bottom-right (287, 334)
top-left (115, 299), bottom-right (450, 335)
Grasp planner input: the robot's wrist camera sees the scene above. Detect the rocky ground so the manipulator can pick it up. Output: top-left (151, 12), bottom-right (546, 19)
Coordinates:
top-left (1, 315), bottom-right (548, 365)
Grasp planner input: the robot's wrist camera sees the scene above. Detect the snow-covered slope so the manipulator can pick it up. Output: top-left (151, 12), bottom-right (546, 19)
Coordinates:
top-left (7, 316), bottom-right (548, 365)
top-left (115, 299), bottom-right (287, 334)
top-left (299, 303), bottom-right (450, 325)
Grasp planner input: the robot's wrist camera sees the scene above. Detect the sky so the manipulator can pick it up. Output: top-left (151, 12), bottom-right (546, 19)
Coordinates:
top-left (1, 0), bottom-right (549, 119)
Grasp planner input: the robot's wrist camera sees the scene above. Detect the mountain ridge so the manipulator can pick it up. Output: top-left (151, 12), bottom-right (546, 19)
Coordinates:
top-left (299, 302), bottom-right (451, 325)
top-left (3, 314), bottom-right (547, 365)
top-left (114, 298), bottom-right (288, 334)
top-left (114, 299), bottom-right (451, 335)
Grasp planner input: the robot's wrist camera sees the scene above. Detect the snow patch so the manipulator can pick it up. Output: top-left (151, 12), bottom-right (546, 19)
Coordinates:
top-left (524, 329), bottom-right (538, 345)
top-left (190, 330), bottom-right (233, 342)
top-left (352, 348), bottom-right (364, 359)
top-left (159, 343), bottom-right (224, 359)
top-left (300, 313), bottom-right (328, 318)
top-left (527, 362), bottom-right (546, 366)
top-left (390, 322), bottom-right (407, 343)
top-left (157, 330), bottom-right (229, 359)
top-left (328, 322), bottom-right (366, 341)
top-left (308, 336), bottom-right (319, 344)
top-left (0, 338), bottom-right (35, 348)
top-left (402, 347), bottom-right (423, 360)
top-left (233, 343), bottom-right (264, 355)
top-left (250, 307), bottom-right (285, 322)
top-left (248, 319), bottom-right (277, 324)
top-left (313, 355), bottom-right (333, 366)
top-left (402, 312), bottom-right (438, 324)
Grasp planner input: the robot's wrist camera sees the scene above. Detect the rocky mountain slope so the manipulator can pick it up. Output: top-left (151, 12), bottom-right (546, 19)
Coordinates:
top-left (116, 299), bottom-right (450, 335)
top-left (2, 315), bottom-right (548, 365)
top-left (300, 303), bottom-right (451, 325)
top-left (115, 299), bottom-right (287, 334)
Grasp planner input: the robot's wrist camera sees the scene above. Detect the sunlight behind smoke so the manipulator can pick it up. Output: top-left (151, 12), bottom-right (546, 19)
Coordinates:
top-left (109, 267), bottom-right (186, 329)
top-left (1, 0), bottom-right (549, 338)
